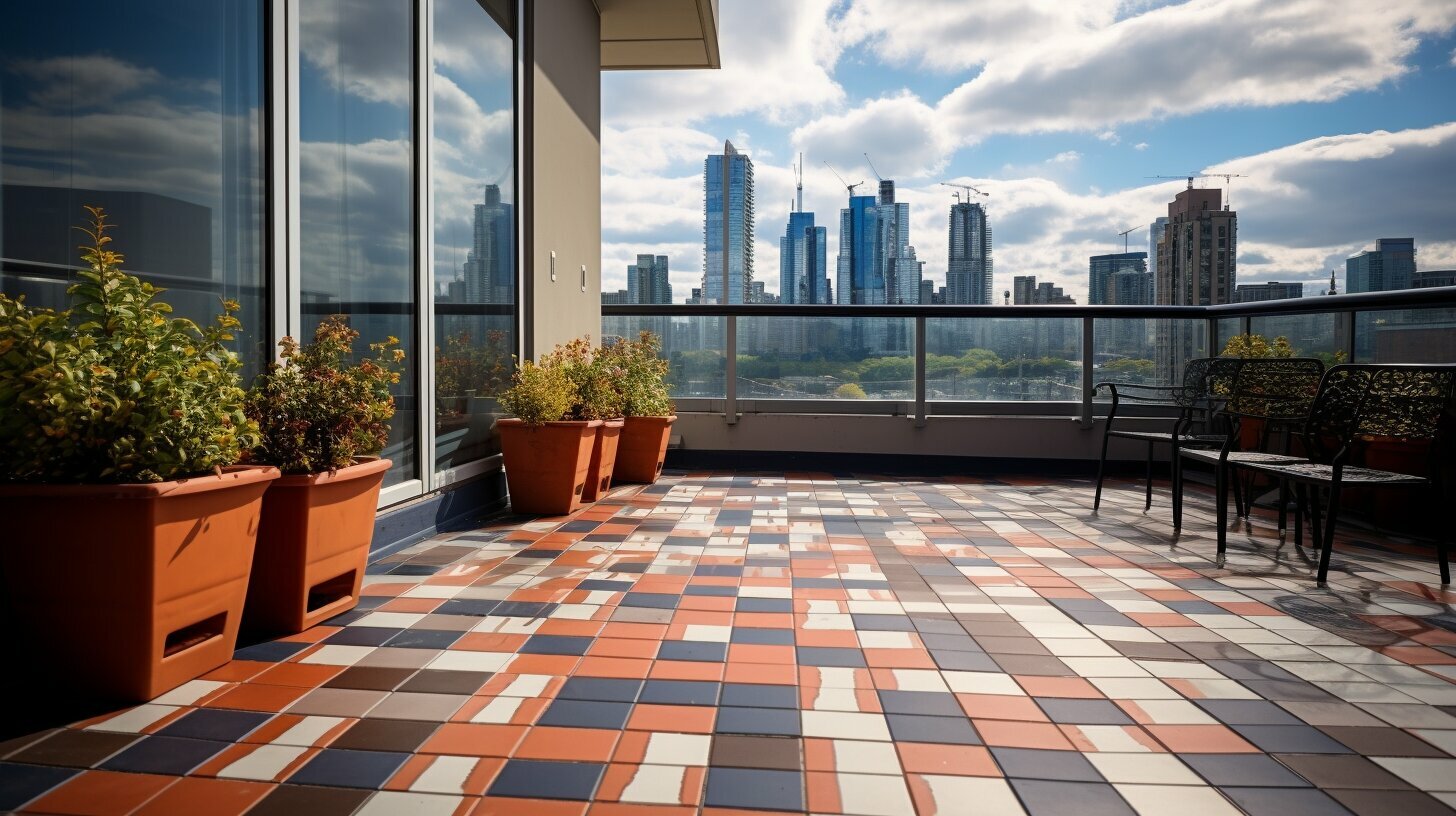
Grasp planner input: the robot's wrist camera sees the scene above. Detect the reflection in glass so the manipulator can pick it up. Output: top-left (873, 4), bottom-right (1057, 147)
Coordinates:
top-left (433, 0), bottom-right (515, 473)
top-left (1093, 318), bottom-right (1207, 394)
top-left (1359, 308), bottom-right (1456, 364)
top-left (1249, 314), bottom-right (1340, 365)
top-left (926, 318), bottom-right (1081, 401)
top-left (0, 1), bottom-right (267, 376)
top-left (299, 0), bottom-right (416, 487)
top-left (737, 317), bottom-right (914, 399)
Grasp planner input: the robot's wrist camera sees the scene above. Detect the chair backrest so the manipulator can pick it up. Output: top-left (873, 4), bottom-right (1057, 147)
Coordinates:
top-left (1301, 364), bottom-right (1456, 464)
top-left (1226, 357), bottom-right (1325, 421)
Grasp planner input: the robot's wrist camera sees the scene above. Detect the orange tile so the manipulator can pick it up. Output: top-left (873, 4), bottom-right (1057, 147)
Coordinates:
top-left (649, 661), bottom-right (724, 681)
top-left (671, 610), bottom-right (734, 626)
top-left (896, 743), bottom-right (1000, 776)
top-left (278, 625), bottom-right (340, 643)
top-left (590, 638), bottom-right (662, 659)
top-left (805, 771), bottom-right (843, 814)
top-left (588, 803), bottom-right (695, 816)
top-left (1013, 675), bottom-right (1102, 698)
top-left (251, 662), bottom-right (344, 688)
top-left (201, 660), bottom-right (272, 683)
top-left (627, 704), bottom-right (716, 733)
top-left (794, 630), bottom-right (859, 648)
top-left (974, 720), bottom-right (1074, 750)
top-left (378, 597), bottom-right (444, 613)
top-left (801, 738), bottom-right (838, 772)
top-left (28, 771), bottom-right (175, 816)
top-left (601, 622), bottom-right (669, 641)
top-left (455, 633), bottom-right (530, 652)
top-left (1143, 724), bottom-right (1259, 753)
top-left (473, 796), bottom-right (587, 816)
top-left (515, 726), bottom-right (620, 762)
top-left (576, 656), bottom-right (653, 679)
top-left (676, 596), bottom-right (736, 612)
top-left (132, 777), bottom-right (271, 816)
top-left (206, 683), bottom-right (309, 712)
top-left (956, 693), bottom-right (1049, 722)
top-left (421, 723), bottom-right (527, 757)
top-left (507, 655), bottom-right (581, 676)
top-left (537, 619), bottom-right (605, 637)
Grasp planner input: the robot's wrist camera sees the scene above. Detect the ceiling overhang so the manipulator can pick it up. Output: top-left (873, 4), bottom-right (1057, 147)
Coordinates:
top-left (598, 0), bottom-right (720, 70)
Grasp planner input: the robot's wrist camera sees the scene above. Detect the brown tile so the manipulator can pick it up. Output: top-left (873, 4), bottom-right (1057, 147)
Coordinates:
top-left (244, 783), bottom-right (371, 816)
top-left (366, 692), bottom-right (468, 721)
top-left (990, 654), bottom-right (1070, 676)
top-left (1277, 755), bottom-right (1414, 790)
top-left (1107, 641), bottom-right (1192, 660)
top-left (397, 669), bottom-right (492, 695)
top-left (710, 735), bottom-right (803, 770)
top-left (323, 666), bottom-right (417, 691)
top-left (1327, 789), bottom-right (1456, 816)
top-left (975, 637), bottom-right (1053, 656)
top-left (287, 687), bottom-right (389, 717)
top-left (329, 718), bottom-right (440, 753)
top-left (10, 730), bottom-right (137, 768)
top-left (1319, 726), bottom-right (1449, 757)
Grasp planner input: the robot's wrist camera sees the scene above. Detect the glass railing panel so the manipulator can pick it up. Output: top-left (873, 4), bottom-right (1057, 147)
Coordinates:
top-left (603, 315), bottom-right (726, 399)
top-left (1215, 317), bottom-right (1242, 356)
top-left (1248, 313), bottom-right (1342, 365)
top-left (735, 316), bottom-right (915, 399)
top-left (1356, 307), bottom-right (1456, 363)
top-left (925, 317), bottom-right (1081, 401)
top-left (1092, 318), bottom-right (1207, 397)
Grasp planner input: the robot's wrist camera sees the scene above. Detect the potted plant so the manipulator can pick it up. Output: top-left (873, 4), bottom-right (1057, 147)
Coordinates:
top-left (1220, 333), bottom-right (1294, 450)
top-left (0, 207), bottom-right (277, 701)
top-left (240, 316), bottom-right (402, 634)
top-left (608, 331), bottom-right (676, 484)
top-left (496, 354), bottom-right (601, 515)
top-left (544, 337), bottom-right (626, 502)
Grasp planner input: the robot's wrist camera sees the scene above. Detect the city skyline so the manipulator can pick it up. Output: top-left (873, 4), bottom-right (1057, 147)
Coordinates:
top-left (601, 0), bottom-right (1456, 304)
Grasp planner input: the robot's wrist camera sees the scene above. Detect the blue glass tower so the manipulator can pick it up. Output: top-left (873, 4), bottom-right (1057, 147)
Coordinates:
top-left (702, 141), bottom-right (754, 304)
top-left (836, 195), bottom-right (881, 304)
top-left (780, 211), bottom-right (828, 304)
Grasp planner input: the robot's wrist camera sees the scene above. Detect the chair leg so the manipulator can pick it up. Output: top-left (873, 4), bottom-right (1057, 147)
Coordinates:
top-left (1277, 479), bottom-right (1289, 538)
top-left (1439, 537), bottom-right (1451, 586)
top-left (1094, 430), bottom-right (1111, 512)
top-left (1145, 443), bottom-right (1155, 511)
top-left (1316, 484), bottom-right (1341, 586)
top-left (1293, 483), bottom-right (1304, 547)
top-left (1216, 461), bottom-right (1229, 561)
top-left (1309, 486), bottom-right (1324, 554)
top-left (1172, 446), bottom-right (1184, 533)
top-left (1231, 473), bottom-right (1246, 521)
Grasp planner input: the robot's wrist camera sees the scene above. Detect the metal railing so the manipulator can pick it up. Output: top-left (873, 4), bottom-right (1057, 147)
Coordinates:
top-left (603, 286), bottom-right (1456, 426)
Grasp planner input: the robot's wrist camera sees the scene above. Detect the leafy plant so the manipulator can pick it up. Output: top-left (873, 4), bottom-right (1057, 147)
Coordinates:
top-left (500, 358), bottom-right (576, 425)
top-left (244, 315), bottom-right (403, 474)
top-left (0, 206), bottom-right (256, 483)
top-left (1221, 333), bottom-right (1293, 358)
top-left (601, 331), bottom-right (673, 417)
top-left (541, 336), bottom-right (624, 420)
top-left (833, 382), bottom-right (868, 399)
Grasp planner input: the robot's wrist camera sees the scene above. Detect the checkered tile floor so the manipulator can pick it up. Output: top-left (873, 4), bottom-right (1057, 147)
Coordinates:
top-left (4, 470), bottom-right (1456, 815)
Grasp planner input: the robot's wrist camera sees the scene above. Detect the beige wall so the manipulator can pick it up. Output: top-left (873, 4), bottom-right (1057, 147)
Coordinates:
top-left (525, 0), bottom-right (602, 359)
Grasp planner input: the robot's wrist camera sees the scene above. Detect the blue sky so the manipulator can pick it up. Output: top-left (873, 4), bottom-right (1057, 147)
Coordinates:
top-left (600, 0), bottom-right (1456, 303)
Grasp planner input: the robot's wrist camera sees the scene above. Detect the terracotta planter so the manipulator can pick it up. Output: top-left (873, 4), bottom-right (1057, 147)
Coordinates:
top-left (498, 418), bottom-right (602, 515)
top-left (243, 457), bottom-right (391, 635)
top-left (0, 466), bottom-right (279, 701)
top-left (1238, 417), bottom-right (1266, 451)
top-left (1361, 436), bottom-right (1429, 520)
top-left (583, 418), bottom-right (625, 502)
top-left (616, 415), bottom-right (677, 484)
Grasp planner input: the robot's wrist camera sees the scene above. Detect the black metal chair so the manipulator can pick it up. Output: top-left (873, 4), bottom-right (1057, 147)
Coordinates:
top-left (1222, 364), bottom-right (1456, 585)
top-left (1093, 357), bottom-right (1235, 513)
top-left (1173, 358), bottom-right (1325, 542)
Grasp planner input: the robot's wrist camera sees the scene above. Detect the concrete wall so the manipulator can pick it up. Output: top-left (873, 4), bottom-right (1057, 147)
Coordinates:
top-left (524, 0), bottom-right (602, 359)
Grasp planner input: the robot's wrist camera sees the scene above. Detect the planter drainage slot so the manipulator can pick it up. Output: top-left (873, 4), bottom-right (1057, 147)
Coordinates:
top-left (575, 483), bottom-right (585, 496)
top-left (308, 570), bottom-right (357, 613)
top-left (164, 612), bottom-right (226, 658)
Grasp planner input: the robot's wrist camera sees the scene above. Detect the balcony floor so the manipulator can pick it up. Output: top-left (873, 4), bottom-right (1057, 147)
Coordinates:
top-left (4, 471), bottom-right (1456, 815)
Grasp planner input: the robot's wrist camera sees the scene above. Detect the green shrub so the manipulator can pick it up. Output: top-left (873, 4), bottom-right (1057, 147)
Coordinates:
top-left (541, 336), bottom-right (624, 420)
top-left (435, 328), bottom-right (510, 417)
top-left (244, 315), bottom-right (402, 474)
top-left (500, 359), bottom-right (576, 425)
top-left (601, 331), bottom-right (672, 417)
top-left (1221, 333), bottom-right (1293, 358)
top-left (0, 206), bottom-right (256, 483)
top-left (834, 382), bottom-right (868, 399)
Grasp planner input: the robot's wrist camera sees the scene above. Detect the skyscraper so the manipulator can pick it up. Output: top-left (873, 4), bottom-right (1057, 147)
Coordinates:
top-left (836, 194), bottom-right (880, 304)
top-left (947, 201), bottom-right (992, 304)
top-left (1156, 187), bottom-right (1236, 378)
top-left (462, 184), bottom-right (514, 304)
top-left (780, 211), bottom-right (829, 304)
top-left (1013, 276), bottom-right (1074, 305)
top-left (625, 254), bottom-right (671, 304)
top-left (1346, 238), bottom-right (1416, 293)
top-left (1233, 281), bottom-right (1302, 303)
top-left (702, 140), bottom-right (754, 304)
top-left (1088, 252), bottom-right (1150, 305)
top-left (1148, 216), bottom-right (1168, 302)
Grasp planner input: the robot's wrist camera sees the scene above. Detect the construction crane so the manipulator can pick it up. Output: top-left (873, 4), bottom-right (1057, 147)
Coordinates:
top-left (823, 161), bottom-right (863, 198)
top-left (1147, 174), bottom-right (1198, 189)
top-left (1147, 172), bottom-right (1248, 209)
top-left (864, 153), bottom-right (883, 182)
top-left (1117, 224), bottom-right (1144, 253)
top-left (939, 181), bottom-right (989, 201)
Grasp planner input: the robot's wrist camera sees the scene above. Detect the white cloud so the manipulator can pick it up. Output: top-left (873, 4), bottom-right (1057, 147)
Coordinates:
top-left (789, 93), bottom-right (953, 181)
top-left (1097, 130), bottom-right (1120, 144)
top-left (937, 0), bottom-right (1456, 140)
top-left (602, 0), bottom-right (844, 127)
top-left (300, 0), bottom-right (412, 107)
top-left (1134, 142), bottom-right (1150, 151)
top-left (836, 0), bottom-right (1120, 72)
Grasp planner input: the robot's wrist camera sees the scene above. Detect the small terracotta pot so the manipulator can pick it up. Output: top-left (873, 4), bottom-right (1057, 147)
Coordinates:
top-left (616, 415), bottom-right (677, 484)
top-left (243, 457), bottom-right (391, 635)
top-left (583, 418), bottom-right (625, 502)
top-left (498, 418), bottom-right (602, 515)
top-left (0, 466), bottom-right (279, 701)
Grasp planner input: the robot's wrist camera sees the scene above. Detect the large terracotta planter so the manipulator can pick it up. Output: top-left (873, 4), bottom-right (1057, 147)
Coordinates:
top-left (243, 457), bottom-right (391, 635)
top-left (583, 419), bottom-right (624, 502)
top-left (498, 418), bottom-right (602, 515)
top-left (0, 466), bottom-right (279, 701)
top-left (616, 415), bottom-right (676, 484)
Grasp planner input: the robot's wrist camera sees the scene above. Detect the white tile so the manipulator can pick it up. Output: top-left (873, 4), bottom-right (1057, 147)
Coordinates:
top-left (920, 776), bottom-right (1026, 816)
top-left (270, 716), bottom-right (347, 747)
top-left (1116, 784), bottom-right (1240, 816)
top-left (807, 686), bottom-right (863, 712)
top-left (1373, 758), bottom-right (1456, 792)
top-left (216, 745), bottom-right (309, 781)
top-left (801, 710), bottom-right (891, 741)
top-left (1062, 657), bottom-right (1150, 678)
top-left (1089, 754), bottom-right (1201, 785)
top-left (831, 740), bottom-right (900, 774)
top-left (470, 696), bottom-right (524, 723)
top-left (620, 764), bottom-right (687, 805)
top-left (427, 651), bottom-right (513, 673)
top-left (401, 585), bottom-right (467, 599)
top-left (357, 792), bottom-right (465, 816)
top-left (354, 612), bottom-right (427, 628)
top-left (299, 645), bottom-right (376, 666)
top-left (942, 671), bottom-right (1024, 696)
top-left (857, 631), bottom-right (915, 649)
top-left (498, 674), bottom-right (553, 697)
top-left (889, 669), bottom-right (949, 693)
top-left (834, 773), bottom-right (914, 816)
top-left (85, 704), bottom-right (179, 733)
top-left (410, 755), bottom-right (478, 794)
top-left (151, 680), bottom-right (227, 706)
top-left (1090, 678), bottom-right (1180, 700)
top-left (683, 624), bottom-right (732, 642)
top-left (1124, 699), bottom-right (1216, 725)
top-left (643, 732), bottom-right (711, 766)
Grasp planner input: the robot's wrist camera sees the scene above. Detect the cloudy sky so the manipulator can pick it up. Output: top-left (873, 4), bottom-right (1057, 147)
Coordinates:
top-left (600, 0), bottom-right (1456, 304)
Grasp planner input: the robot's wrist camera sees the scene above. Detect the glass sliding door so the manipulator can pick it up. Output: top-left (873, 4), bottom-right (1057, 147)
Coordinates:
top-left (0, 0), bottom-right (268, 376)
top-left (298, 0), bottom-right (418, 489)
top-left (431, 0), bottom-right (516, 474)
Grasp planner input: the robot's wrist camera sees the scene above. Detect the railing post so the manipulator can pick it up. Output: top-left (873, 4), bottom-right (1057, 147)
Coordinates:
top-left (724, 314), bottom-right (737, 425)
top-left (914, 316), bottom-right (927, 427)
top-left (1207, 316), bottom-right (1219, 360)
top-left (1080, 316), bottom-right (1094, 428)
top-left (1342, 310), bottom-right (1357, 363)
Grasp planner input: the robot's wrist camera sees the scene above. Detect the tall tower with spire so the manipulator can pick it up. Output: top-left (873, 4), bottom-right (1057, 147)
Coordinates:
top-left (779, 153), bottom-right (828, 304)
